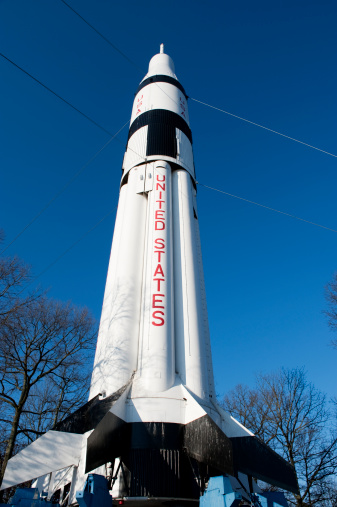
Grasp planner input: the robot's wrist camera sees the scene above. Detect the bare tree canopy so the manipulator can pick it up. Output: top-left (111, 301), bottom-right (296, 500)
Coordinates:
top-left (0, 254), bottom-right (97, 497)
top-left (222, 368), bottom-right (337, 506)
top-left (325, 274), bottom-right (337, 350)
top-left (0, 256), bottom-right (33, 326)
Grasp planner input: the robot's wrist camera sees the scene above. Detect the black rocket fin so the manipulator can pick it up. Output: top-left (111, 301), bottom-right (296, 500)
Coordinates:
top-left (184, 415), bottom-right (233, 476)
top-left (86, 412), bottom-right (127, 473)
top-left (53, 378), bottom-right (133, 434)
top-left (230, 436), bottom-right (299, 494)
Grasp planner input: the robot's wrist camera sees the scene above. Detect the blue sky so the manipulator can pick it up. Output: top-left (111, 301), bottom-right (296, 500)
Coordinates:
top-left (1, 0), bottom-right (336, 401)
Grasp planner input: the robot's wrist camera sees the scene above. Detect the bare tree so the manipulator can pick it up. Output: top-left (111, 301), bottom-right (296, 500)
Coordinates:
top-left (325, 273), bottom-right (337, 350)
top-left (0, 256), bottom-right (35, 327)
top-left (222, 368), bottom-right (337, 506)
top-left (16, 365), bottom-right (92, 444)
top-left (0, 294), bottom-right (96, 491)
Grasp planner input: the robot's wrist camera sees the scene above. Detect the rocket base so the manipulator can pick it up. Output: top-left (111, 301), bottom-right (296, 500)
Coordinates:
top-left (95, 422), bottom-right (230, 500)
top-left (1, 381), bottom-right (298, 503)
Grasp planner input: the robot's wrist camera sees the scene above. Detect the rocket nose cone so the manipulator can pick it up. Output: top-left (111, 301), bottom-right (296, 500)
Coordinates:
top-left (146, 50), bottom-right (177, 80)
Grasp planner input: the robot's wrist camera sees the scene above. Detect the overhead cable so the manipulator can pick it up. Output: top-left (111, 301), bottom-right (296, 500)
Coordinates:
top-left (0, 122), bottom-right (129, 255)
top-left (56, 4), bottom-right (336, 162)
top-left (190, 98), bottom-right (337, 159)
top-left (49, 3), bottom-right (337, 162)
top-left (23, 208), bottom-right (117, 291)
top-left (59, 1), bottom-right (183, 111)
top-left (60, 0), bottom-right (144, 74)
top-left (0, 50), bottom-right (145, 163)
top-left (0, 52), bottom-right (115, 137)
top-left (197, 182), bottom-right (337, 234)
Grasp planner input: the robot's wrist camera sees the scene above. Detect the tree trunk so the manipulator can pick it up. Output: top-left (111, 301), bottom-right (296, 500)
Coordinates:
top-left (0, 390), bottom-right (28, 497)
top-left (52, 384), bottom-right (65, 427)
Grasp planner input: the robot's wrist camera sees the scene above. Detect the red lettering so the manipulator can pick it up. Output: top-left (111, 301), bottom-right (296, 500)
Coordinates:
top-left (155, 221), bottom-right (165, 230)
top-left (155, 210), bottom-right (165, 220)
top-left (152, 294), bottom-right (165, 309)
top-left (154, 238), bottom-right (165, 249)
top-left (153, 264), bottom-right (164, 277)
top-left (152, 310), bottom-right (165, 326)
top-left (154, 250), bottom-right (165, 262)
top-left (153, 278), bottom-right (164, 291)
top-left (152, 173), bottom-right (167, 327)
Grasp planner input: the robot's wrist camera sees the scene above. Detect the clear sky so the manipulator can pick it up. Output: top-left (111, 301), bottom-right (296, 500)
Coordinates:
top-left (1, 0), bottom-right (336, 402)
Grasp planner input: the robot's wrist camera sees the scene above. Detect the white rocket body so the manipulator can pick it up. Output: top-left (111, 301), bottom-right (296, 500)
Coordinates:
top-left (89, 49), bottom-right (215, 408)
top-left (1, 48), bottom-right (298, 505)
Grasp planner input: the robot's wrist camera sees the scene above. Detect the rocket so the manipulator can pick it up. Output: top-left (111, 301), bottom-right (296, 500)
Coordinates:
top-left (1, 46), bottom-right (298, 505)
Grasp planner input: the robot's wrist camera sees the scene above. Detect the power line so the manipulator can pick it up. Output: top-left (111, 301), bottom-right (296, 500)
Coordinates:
top-left (0, 52), bottom-right (115, 138)
top-left (0, 121), bottom-right (129, 255)
top-left (190, 98), bottom-right (337, 159)
top-left (0, 50), bottom-right (146, 162)
top-left (2, 30), bottom-right (335, 274)
top-left (197, 182), bottom-right (337, 234)
top-left (60, 1), bottom-right (337, 165)
top-left (60, 0), bottom-right (182, 112)
top-left (59, 1), bottom-right (183, 111)
top-left (19, 181), bottom-right (337, 294)
top-left (60, 0), bottom-right (144, 75)
top-left (57, 3), bottom-right (336, 162)
top-left (23, 208), bottom-right (117, 291)
top-left (0, 49), bottom-right (147, 256)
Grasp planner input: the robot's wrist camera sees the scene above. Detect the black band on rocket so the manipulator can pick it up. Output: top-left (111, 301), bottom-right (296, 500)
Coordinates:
top-left (128, 109), bottom-right (193, 144)
top-left (135, 75), bottom-right (188, 99)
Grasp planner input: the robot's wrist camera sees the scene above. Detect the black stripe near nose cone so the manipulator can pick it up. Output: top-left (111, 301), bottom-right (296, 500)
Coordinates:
top-left (128, 109), bottom-right (192, 144)
top-left (135, 74), bottom-right (188, 99)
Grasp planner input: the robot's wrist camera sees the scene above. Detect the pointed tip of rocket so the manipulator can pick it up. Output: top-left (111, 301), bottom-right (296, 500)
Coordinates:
top-left (142, 46), bottom-right (177, 82)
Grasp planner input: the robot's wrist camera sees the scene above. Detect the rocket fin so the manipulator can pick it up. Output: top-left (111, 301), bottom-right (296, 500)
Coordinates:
top-left (0, 431), bottom-right (83, 491)
top-left (54, 377), bottom-right (133, 434)
top-left (213, 404), bottom-right (299, 493)
top-left (215, 403), bottom-right (254, 437)
top-left (230, 436), bottom-right (299, 494)
top-left (85, 413), bottom-right (126, 473)
top-left (184, 414), bottom-right (233, 476)
top-left (209, 404), bottom-right (299, 494)
top-left (85, 387), bottom-right (131, 472)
